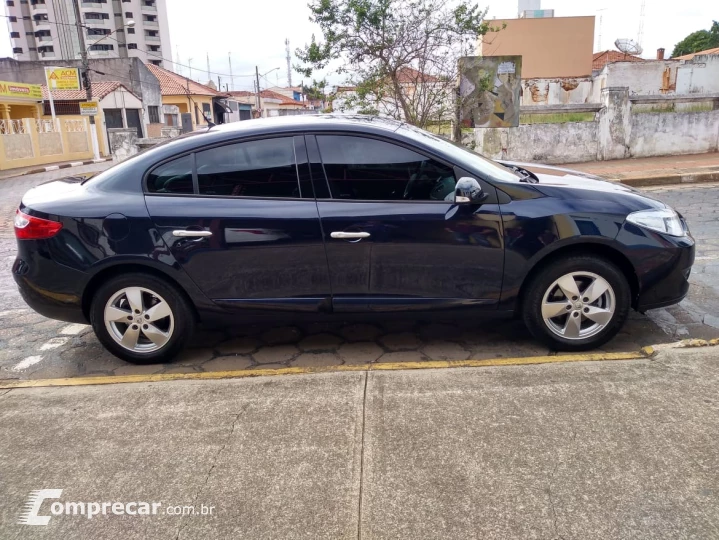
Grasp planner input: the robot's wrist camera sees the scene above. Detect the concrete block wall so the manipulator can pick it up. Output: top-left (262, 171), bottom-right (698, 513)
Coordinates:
top-left (464, 87), bottom-right (719, 164)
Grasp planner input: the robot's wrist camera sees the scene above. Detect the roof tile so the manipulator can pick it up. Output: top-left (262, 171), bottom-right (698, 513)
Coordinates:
top-left (41, 81), bottom-right (132, 101)
top-left (592, 50), bottom-right (645, 71)
top-left (146, 63), bottom-right (224, 97)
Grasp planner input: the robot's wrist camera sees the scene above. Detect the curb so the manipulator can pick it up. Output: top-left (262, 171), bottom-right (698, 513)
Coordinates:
top-left (618, 169), bottom-right (719, 188)
top-left (23, 158), bottom-right (110, 176)
top-left (0, 349), bottom-right (656, 390)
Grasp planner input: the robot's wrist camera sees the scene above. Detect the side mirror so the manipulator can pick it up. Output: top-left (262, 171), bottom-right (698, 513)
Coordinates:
top-left (454, 177), bottom-right (487, 205)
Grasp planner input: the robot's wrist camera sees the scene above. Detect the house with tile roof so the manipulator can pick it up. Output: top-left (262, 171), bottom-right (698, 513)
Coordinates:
top-left (38, 81), bottom-right (144, 156)
top-left (228, 89), bottom-right (307, 118)
top-left (146, 63), bottom-right (227, 129)
top-left (674, 47), bottom-right (719, 61)
top-left (592, 50), bottom-right (645, 73)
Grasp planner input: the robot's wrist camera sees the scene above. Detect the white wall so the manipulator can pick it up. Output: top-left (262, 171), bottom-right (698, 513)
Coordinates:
top-left (676, 55), bottom-right (719, 94)
top-left (521, 78), bottom-right (594, 106)
top-left (630, 110), bottom-right (719, 158)
top-left (464, 122), bottom-right (599, 164)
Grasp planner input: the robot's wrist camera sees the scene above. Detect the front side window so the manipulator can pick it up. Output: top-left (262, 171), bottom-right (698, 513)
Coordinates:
top-left (316, 135), bottom-right (456, 201)
top-left (146, 154), bottom-right (193, 194)
top-left (196, 138), bottom-right (299, 198)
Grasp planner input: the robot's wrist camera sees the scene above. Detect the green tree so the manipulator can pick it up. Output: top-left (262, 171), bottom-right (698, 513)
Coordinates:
top-left (296, 0), bottom-right (495, 129)
top-left (671, 21), bottom-right (719, 57)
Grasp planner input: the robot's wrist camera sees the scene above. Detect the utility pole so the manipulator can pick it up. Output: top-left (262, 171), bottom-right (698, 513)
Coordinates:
top-left (188, 58), bottom-right (193, 80)
top-left (228, 52), bottom-right (233, 91)
top-left (71, 0), bottom-right (100, 161)
top-left (255, 66), bottom-right (261, 117)
top-left (285, 38), bottom-right (292, 87)
top-left (206, 52), bottom-right (210, 84)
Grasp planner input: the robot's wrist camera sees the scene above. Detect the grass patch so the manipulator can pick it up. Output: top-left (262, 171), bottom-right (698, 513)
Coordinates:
top-left (520, 112), bottom-right (596, 124)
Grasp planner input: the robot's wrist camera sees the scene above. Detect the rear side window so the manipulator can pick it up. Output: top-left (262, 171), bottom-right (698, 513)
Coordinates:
top-left (146, 155), bottom-right (193, 194)
top-left (316, 135), bottom-right (456, 201)
top-left (196, 138), bottom-right (299, 198)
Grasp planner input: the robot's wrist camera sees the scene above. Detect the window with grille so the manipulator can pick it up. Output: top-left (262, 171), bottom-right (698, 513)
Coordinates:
top-left (148, 106), bottom-right (160, 124)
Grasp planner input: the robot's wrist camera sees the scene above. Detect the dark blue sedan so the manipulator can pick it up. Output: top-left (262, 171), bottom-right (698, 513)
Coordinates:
top-left (12, 116), bottom-right (694, 363)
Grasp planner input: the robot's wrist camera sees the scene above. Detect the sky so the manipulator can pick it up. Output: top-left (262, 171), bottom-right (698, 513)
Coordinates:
top-left (0, 0), bottom-right (714, 90)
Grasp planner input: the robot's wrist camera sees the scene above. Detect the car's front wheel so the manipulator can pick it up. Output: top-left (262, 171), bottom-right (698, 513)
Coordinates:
top-left (522, 255), bottom-right (631, 351)
top-left (90, 273), bottom-right (195, 364)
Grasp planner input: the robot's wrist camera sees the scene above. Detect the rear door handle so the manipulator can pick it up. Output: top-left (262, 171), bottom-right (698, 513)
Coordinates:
top-left (330, 232), bottom-right (370, 239)
top-left (172, 230), bottom-right (212, 237)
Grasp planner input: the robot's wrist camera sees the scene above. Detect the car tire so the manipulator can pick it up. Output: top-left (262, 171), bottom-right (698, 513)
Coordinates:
top-left (90, 272), bottom-right (195, 364)
top-left (522, 255), bottom-right (631, 351)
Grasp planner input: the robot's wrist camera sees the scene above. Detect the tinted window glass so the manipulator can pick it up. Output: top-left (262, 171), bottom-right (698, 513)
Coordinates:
top-left (316, 136), bottom-right (456, 201)
top-left (146, 154), bottom-right (193, 194)
top-left (197, 138), bottom-right (300, 197)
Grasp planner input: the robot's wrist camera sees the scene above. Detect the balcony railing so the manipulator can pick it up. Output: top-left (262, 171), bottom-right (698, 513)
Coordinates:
top-left (39, 50), bottom-right (55, 58)
top-left (142, 19), bottom-right (158, 27)
top-left (144, 34), bottom-right (160, 42)
top-left (88, 49), bottom-right (111, 56)
top-left (81, 1), bottom-right (104, 7)
top-left (84, 18), bottom-right (108, 25)
top-left (141, 3), bottom-right (156, 11)
top-left (37, 34), bottom-right (52, 41)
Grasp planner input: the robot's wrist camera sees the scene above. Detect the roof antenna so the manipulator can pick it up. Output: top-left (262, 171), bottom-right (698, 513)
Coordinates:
top-left (196, 104), bottom-right (216, 129)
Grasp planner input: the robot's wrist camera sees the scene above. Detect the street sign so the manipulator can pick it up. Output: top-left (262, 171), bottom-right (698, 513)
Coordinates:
top-left (0, 80), bottom-right (43, 100)
top-left (79, 101), bottom-right (99, 116)
top-left (45, 67), bottom-right (80, 90)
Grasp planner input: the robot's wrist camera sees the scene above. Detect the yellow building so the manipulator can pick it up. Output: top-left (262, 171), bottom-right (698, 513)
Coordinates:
top-left (146, 64), bottom-right (224, 130)
top-left (0, 80), bottom-right (43, 122)
top-left (479, 16), bottom-right (596, 78)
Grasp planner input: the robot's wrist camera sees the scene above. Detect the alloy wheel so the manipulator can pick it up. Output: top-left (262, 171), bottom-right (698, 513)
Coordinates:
top-left (104, 287), bottom-right (175, 353)
top-left (541, 271), bottom-right (616, 340)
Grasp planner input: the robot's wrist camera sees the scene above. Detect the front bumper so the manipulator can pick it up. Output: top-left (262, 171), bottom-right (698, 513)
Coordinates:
top-left (616, 225), bottom-right (695, 312)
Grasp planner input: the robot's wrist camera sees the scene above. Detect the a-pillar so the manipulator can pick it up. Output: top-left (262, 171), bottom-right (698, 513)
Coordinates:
top-left (598, 87), bottom-right (631, 161)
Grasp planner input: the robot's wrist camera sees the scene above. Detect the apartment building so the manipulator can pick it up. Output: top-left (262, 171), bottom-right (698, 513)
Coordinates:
top-left (3, 0), bottom-right (172, 67)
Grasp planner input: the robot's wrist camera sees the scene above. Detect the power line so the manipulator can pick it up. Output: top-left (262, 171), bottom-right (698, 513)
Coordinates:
top-left (0, 14), bottom-right (256, 81)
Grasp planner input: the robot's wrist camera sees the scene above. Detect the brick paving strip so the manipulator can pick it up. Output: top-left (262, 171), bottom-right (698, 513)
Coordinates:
top-left (570, 152), bottom-right (719, 187)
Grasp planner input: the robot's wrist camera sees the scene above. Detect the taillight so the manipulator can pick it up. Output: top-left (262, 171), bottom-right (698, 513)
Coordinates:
top-left (14, 209), bottom-right (63, 240)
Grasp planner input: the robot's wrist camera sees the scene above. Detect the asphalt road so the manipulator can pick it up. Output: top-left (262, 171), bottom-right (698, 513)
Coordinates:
top-left (1, 165), bottom-right (718, 380)
top-left (1, 346), bottom-right (718, 539)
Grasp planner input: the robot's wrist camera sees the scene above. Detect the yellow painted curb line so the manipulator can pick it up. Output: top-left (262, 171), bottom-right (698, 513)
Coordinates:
top-left (0, 349), bottom-right (654, 390)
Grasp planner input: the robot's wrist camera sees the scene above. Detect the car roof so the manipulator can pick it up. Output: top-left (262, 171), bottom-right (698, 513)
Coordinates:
top-left (201, 114), bottom-right (404, 136)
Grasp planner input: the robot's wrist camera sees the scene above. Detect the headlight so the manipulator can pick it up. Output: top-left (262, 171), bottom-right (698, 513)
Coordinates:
top-left (626, 208), bottom-right (684, 236)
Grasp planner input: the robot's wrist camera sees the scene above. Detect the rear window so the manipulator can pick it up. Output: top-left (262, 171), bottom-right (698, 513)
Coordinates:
top-left (146, 155), bottom-right (194, 194)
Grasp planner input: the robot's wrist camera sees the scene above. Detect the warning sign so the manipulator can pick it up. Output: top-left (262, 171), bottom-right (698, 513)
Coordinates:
top-left (79, 101), bottom-right (99, 116)
top-left (45, 67), bottom-right (80, 90)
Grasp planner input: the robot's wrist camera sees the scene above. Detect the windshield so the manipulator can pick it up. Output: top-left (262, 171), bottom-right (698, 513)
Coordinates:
top-left (397, 124), bottom-right (522, 182)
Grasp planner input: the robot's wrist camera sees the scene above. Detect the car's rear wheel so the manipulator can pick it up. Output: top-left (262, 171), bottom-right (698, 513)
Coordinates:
top-left (90, 273), bottom-right (195, 364)
top-left (522, 255), bottom-right (631, 351)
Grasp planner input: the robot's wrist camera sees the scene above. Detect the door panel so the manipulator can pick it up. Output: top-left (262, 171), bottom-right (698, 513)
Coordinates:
top-left (316, 201), bottom-right (504, 311)
top-left (145, 136), bottom-right (332, 312)
top-left (310, 134), bottom-right (504, 312)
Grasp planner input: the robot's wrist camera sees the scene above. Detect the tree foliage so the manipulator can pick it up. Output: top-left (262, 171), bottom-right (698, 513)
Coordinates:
top-left (671, 21), bottom-right (719, 58)
top-left (296, 0), bottom-right (495, 128)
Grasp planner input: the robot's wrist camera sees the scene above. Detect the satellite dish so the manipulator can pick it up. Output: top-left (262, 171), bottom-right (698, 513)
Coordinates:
top-left (614, 38), bottom-right (643, 56)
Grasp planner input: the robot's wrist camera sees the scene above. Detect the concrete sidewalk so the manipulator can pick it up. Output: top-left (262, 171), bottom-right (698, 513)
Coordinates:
top-left (569, 152), bottom-right (719, 187)
top-left (1, 346), bottom-right (718, 539)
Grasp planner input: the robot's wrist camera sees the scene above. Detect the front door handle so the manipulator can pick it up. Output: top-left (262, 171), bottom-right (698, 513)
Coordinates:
top-left (172, 230), bottom-right (213, 237)
top-left (330, 231), bottom-right (370, 239)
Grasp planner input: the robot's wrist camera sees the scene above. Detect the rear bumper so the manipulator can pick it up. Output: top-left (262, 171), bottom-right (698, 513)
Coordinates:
top-left (12, 241), bottom-right (89, 324)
